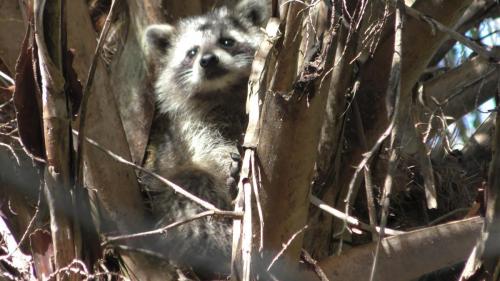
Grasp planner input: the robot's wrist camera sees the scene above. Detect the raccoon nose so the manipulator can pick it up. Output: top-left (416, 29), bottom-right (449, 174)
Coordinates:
top-left (200, 53), bottom-right (218, 68)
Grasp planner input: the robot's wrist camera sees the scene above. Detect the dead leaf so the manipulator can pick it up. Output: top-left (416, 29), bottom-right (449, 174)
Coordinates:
top-left (13, 24), bottom-right (45, 162)
top-left (64, 48), bottom-right (83, 117)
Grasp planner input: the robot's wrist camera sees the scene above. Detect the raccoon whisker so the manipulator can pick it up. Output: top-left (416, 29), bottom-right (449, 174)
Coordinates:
top-left (178, 73), bottom-right (191, 82)
top-left (176, 70), bottom-right (193, 86)
top-left (233, 54), bottom-right (254, 61)
top-left (232, 54), bottom-right (255, 67)
top-left (177, 69), bottom-right (193, 79)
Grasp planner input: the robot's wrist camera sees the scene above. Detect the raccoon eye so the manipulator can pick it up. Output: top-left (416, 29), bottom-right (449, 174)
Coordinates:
top-left (219, 38), bottom-right (236, 48)
top-left (186, 47), bottom-right (198, 58)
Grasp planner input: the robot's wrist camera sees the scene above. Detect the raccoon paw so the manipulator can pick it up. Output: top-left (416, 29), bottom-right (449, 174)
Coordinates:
top-left (226, 152), bottom-right (241, 198)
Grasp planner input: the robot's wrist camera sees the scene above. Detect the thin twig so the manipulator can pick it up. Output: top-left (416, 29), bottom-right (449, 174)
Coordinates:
top-left (428, 208), bottom-right (470, 226)
top-left (341, 116), bottom-right (395, 245)
top-left (474, 30), bottom-right (500, 41)
top-left (0, 143), bottom-right (20, 166)
top-left (0, 98), bottom-right (13, 110)
top-left (0, 71), bottom-right (14, 86)
top-left (104, 210), bottom-right (242, 244)
top-left (113, 244), bottom-right (168, 260)
top-left (0, 119), bottom-right (15, 129)
top-left (310, 195), bottom-right (404, 236)
top-left (72, 129), bottom-right (221, 211)
top-left (440, 67), bottom-right (497, 106)
top-left (267, 225), bottom-right (308, 271)
top-left (45, 259), bottom-right (130, 281)
top-left (301, 249), bottom-right (330, 281)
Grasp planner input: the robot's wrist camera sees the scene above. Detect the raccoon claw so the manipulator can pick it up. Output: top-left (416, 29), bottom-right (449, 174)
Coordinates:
top-left (227, 175), bottom-right (238, 199)
top-left (230, 164), bottom-right (240, 176)
top-left (226, 177), bottom-right (237, 189)
top-left (230, 153), bottom-right (242, 176)
top-left (230, 152), bottom-right (241, 162)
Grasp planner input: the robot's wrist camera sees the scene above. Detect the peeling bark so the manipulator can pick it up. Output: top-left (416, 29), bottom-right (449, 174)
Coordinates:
top-left (320, 217), bottom-right (483, 281)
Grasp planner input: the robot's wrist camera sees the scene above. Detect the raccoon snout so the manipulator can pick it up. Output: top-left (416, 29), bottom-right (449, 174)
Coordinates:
top-left (200, 53), bottom-right (219, 68)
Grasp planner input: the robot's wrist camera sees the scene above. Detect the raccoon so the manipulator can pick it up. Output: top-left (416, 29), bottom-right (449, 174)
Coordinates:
top-left (142, 2), bottom-right (266, 278)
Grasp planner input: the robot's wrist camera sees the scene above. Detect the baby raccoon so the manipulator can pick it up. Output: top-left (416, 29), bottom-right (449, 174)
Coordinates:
top-left (142, 1), bottom-right (266, 278)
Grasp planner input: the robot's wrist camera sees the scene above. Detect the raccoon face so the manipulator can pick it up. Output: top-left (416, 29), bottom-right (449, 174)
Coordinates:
top-left (144, 3), bottom-right (266, 96)
top-left (169, 21), bottom-right (258, 91)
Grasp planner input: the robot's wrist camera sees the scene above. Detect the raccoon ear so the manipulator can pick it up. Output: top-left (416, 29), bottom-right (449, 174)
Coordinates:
top-left (235, 0), bottom-right (268, 26)
top-left (143, 24), bottom-right (175, 58)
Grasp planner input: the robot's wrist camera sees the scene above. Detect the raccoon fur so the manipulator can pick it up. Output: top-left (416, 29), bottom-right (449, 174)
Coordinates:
top-left (142, 2), bottom-right (266, 278)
